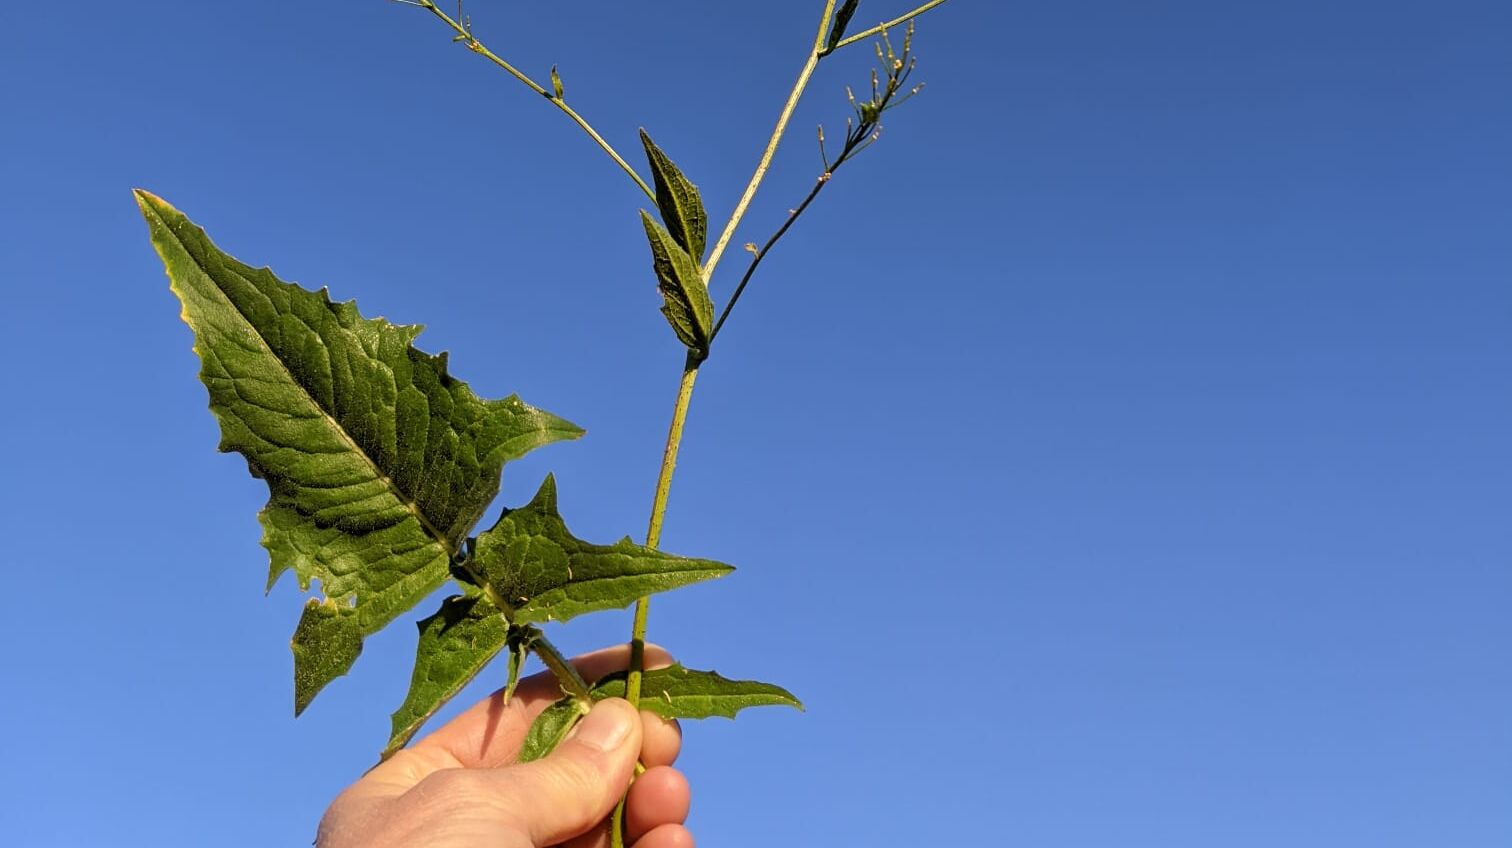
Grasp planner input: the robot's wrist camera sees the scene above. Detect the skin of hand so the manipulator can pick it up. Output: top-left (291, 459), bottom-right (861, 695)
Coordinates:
top-left (317, 645), bottom-right (693, 848)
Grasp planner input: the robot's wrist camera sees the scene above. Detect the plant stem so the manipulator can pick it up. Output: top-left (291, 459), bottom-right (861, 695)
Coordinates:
top-left (611, 354), bottom-right (699, 848)
top-left (710, 174), bottom-right (828, 343)
top-left (625, 353), bottom-right (702, 705)
top-left (820, 0), bottom-right (953, 56)
top-left (701, 0), bottom-right (840, 283)
top-left (521, 624), bottom-right (594, 704)
top-left (408, 0), bottom-right (655, 201)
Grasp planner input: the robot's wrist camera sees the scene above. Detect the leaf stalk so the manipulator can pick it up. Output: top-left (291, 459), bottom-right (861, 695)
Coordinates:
top-left (519, 624), bottom-right (594, 704)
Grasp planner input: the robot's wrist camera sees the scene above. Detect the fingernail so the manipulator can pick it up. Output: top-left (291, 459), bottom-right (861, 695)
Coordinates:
top-left (571, 700), bottom-right (633, 752)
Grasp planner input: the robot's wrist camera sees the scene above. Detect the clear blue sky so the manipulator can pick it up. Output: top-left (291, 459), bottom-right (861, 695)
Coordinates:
top-left (2, 1), bottom-right (1509, 845)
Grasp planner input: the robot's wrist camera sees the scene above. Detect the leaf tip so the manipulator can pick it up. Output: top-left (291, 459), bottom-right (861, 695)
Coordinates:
top-left (532, 473), bottom-right (560, 511)
top-left (133, 188), bottom-right (172, 223)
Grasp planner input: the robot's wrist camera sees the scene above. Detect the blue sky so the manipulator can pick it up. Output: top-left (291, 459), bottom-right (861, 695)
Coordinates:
top-left (2, 1), bottom-right (1509, 845)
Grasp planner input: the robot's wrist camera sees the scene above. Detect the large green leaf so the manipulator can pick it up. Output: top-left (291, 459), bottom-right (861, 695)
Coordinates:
top-left (639, 130), bottom-right (707, 262)
top-left (639, 211), bottom-right (713, 355)
top-left (470, 475), bottom-right (733, 624)
top-left (136, 190), bottom-right (583, 713)
top-left (594, 665), bottom-right (802, 720)
top-left (384, 593), bottom-right (511, 759)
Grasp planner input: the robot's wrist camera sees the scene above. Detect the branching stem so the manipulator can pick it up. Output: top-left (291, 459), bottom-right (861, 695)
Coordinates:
top-left (404, 0), bottom-right (655, 201)
top-left (821, 0), bottom-right (953, 56)
top-left (701, 0), bottom-right (840, 282)
top-left (709, 177), bottom-right (825, 343)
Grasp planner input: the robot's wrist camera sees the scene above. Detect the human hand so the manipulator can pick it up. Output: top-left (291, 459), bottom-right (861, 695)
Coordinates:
top-left (317, 645), bottom-right (693, 848)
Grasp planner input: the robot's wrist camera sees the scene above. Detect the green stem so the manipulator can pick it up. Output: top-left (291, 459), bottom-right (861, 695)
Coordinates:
top-left (701, 0), bottom-right (839, 283)
top-left (626, 354), bottom-right (702, 705)
top-left (520, 624), bottom-right (593, 704)
top-left (456, 548), bottom-right (591, 704)
top-left (820, 0), bottom-right (953, 56)
top-left (410, 0), bottom-right (655, 201)
top-left (610, 355), bottom-right (699, 848)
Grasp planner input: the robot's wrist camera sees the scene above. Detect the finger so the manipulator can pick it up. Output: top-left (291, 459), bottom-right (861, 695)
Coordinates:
top-left (625, 766), bottom-right (691, 843)
top-left (337, 645), bottom-right (675, 810)
top-left (639, 713), bottom-right (682, 769)
top-left (418, 643), bottom-right (676, 770)
top-left (393, 698), bottom-right (643, 848)
top-left (632, 823), bottom-right (695, 848)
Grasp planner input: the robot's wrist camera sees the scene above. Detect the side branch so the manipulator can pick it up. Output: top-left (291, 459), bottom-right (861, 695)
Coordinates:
top-left (700, 1), bottom-right (840, 283)
top-left (401, 0), bottom-right (655, 201)
top-left (820, 0), bottom-right (952, 56)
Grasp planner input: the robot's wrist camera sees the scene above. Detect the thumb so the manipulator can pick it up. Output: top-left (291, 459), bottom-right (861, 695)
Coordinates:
top-left (493, 698), bottom-right (642, 846)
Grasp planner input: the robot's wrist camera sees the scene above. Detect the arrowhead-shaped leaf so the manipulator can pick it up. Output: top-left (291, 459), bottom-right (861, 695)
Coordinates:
top-left (136, 190), bottom-right (583, 713)
top-left (640, 211), bottom-right (714, 355)
top-left (639, 130), bottom-right (707, 262)
top-left (383, 593), bottom-right (511, 759)
top-left (470, 475), bottom-right (732, 624)
top-left (594, 665), bottom-right (803, 720)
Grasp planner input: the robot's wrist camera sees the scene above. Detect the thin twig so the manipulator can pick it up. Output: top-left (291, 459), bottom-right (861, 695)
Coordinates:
top-left (700, 1), bottom-right (841, 283)
top-left (820, 0), bottom-right (952, 56)
top-left (397, 0), bottom-right (655, 201)
top-left (710, 24), bottom-right (921, 343)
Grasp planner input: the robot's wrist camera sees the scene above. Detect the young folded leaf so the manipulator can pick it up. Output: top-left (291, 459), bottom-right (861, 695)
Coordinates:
top-left (384, 593), bottom-right (511, 759)
top-left (135, 190), bottom-right (583, 714)
top-left (518, 698), bottom-right (587, 763)
top-left (827, 0), bottom-right (861, 52)
top-left (639, 130), bottom-right (707, 262)
top-left (470, 475), bottom-right (733, 624)
top-left (640, 211), bottom-right (714, 355)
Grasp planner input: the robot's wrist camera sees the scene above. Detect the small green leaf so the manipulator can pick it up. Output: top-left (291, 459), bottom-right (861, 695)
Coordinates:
top-left (503, 629), bottom-right (529, 705)
top-left (471, 475), bottom-right (733, 624)
top-left (827, 0), bottom-right (861, 51)
top-left (639, 130), bottom-right (707, 262)
top-left (519, 697), bottom-right (586, 763)
top-left (640, 211), bottom-right (714, 354)
top-left (383, 593), bottom-right (510, 759)
top-left (136, 190), bottom-right (582, 711)
top-left (550, 65), bottom-right (564, 99)
top-left (594, 665), bottom-right (803, 720)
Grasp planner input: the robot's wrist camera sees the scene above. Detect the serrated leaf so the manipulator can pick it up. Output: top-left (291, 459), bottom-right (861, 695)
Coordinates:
top-left (639, 130), bottom-right (707, 262)
top-left (471, 475), bottom-right (732, 624)
top-left (383, 593), bottom-right (510, 759)
top-left (519, 697), bottom-right (586, 763)
top-left (136, 190), bottom-right (583, 712)
top-left (640, 211), bottom-right (714, 354)
top-left (592, 664), bottom-right (803, 720)
top-left (827, 0), bottom-right (861, 51)
top-left (518, 665), bottom-right (800, 763)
